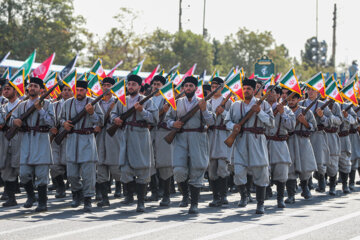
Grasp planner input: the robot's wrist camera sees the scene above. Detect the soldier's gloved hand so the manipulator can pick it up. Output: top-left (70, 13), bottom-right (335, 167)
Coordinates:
top-left (50, 127), bottom-right (58, 135)
top-left (342, 110), bottom-right (348, 118)
top-left (34, 100), bottom-right (43, 111)
top-left (251, 104), bottom-right (260, 113)
top-left (173, 120), bottom-right (184, 129)
top-left (85, 103), bottom-right (95, 115)
top-left (276, 104), bottom-right (284, 114)
top-left (199, 99), bottom-right (207, 111)
top-left (134, 102), bottom-right (143, 112)
top-left (316, 108), bottom-right (324, 117)
top-left (94, 126), bottom-right (101, 133)
top-left (215, 106), bottom-right (224, 115)
top-left (114, 117), bottom-right (123, 126)
top-left (13, 119), bottom-right (22, 127)
top-left (63, 120), bottom-right (74, 131)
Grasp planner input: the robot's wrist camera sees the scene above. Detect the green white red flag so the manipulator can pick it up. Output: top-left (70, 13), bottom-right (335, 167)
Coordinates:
top-left (77, 73), bottom-right (86, 81)
top-left (128, 58), bottom-right (145, 76)
top-left (89, 58), bottom-right (107, 79)
top-left (63, 69), bottom-right (77, 95)
top-left (165, 62), bottom-right (180, 79)
top-left (172, 70), bottom-right (182, 85)
top-left (341, 80), bottom-right (358, 106)
top-left (195, 80), bottom-right (204, 98)
top-left (209, 70), bottom-right (219, 83)
top-left (279, 68), bottom-right (302, 95)
top-left (159, 81), bottom-right (177, 110)
top-left (305, 72), bottom-right (326, 98)
top-left (224, 67), bottom-right (236, 81)
top-left (262, 75), bottom-right (275, 94)
top-left (325, 74), bottom-right (335, 88)
top-left (44, 72), bottom-right (60, 99)
top-left (106, 60), bottom-right (123, 78)
top-left (143, 64), bottom-right (160, 85)
top-left (32, 53), bottom-right (55, 80)
top-left (87, 73), bottom-right (103, 96)
top-left (21, 50), bottom-right (36, 78)
top-left (226, 72), bottom-right (244, 100)
top-left (111, 78), bottom-right (126, 106)
top-left (181, 64), bottom-right (197, 81)
top-left (9, 68), bottom-right (25, 96)
top-left (2, 68), bottom-right (10, 80)
top-left (326, 81), bottom-right (343, 104)
top-left (274, 73), bottom-right (282, 83)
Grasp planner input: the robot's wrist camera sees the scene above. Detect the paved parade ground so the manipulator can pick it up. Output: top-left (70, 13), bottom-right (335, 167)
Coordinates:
top-left (1, 182), bottom-right (360, 240)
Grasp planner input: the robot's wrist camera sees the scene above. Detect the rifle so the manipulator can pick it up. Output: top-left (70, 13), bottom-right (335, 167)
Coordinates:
top-left (164, 84), bottom-right (224, 144)
top-left (106, 89), bottom-right (160, 137)
top-left (4, 96), bottom-right (29, 124)
top-left (216, 92), bottom-right (233, 116)
top-left (295, 95), bottom-right (321, 127)
top-left (273, 92), bottom-right (296, 116)
top-left (223, 84), bottom-right (278, 148)
top-left (344, 103), bottom-right (354, 112)
top-left (5, 84), bottom-right (60, 141)
top-left (54, 88), bottom-right (111, 145)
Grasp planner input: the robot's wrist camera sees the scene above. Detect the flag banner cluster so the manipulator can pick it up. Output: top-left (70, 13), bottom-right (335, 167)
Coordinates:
top-left (128, 59), bottom-right (145, 76)
top-left (262, 75), bottom-right (275, 94)
top-left (279, 68), bottom-right (302, 96)
top-left (326, 80), bottom-right (343, 104)
top-left (87, 73), bottom-right (103, 96)
top-left (159, 81), bottom-right (177, 110)
top-left (305, 72), bottom-right (326, 98)
top-left (89, 58), bottom-right (107, 79)
top-left (226, 72), bottom-right (244, 100)
top-left (63, 69), bottom-right (77, 95)
top-left (195, 80), bottom-right (204, 98)
top-left (44, 71), bottom-right (60, 99)
top-left (9, 68), bottom-right (25, 96)
top-left (111, 78), bottom-right (126, 106)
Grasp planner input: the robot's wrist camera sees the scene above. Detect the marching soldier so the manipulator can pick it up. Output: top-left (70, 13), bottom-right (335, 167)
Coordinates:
top-left (110, 74), bottom-right (158, 212)
top-left (0, 80), bottom-right (21, 207)
top-left (165, 76), bottom-right (215, 214)
top-left (265, 87), bottom-right (296, 208)
top-left (349, 107), bottom-right (360, 190)
top-left (286, 92), bottom-right (317, 203)
top-left (224, 78), bottom-right (274, 214)
top-left (11, 77), bottom-right (55, 212)
top-left (49, 85), bottom-right (74, 199)
top-left (60, 80), bottom-right (104, 212)
top-left (95, 77), bottom-right (121, 207)
top-left (207, 77), bottom-right (231, 207)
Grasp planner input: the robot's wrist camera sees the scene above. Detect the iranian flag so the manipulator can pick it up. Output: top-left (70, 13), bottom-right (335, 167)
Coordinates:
top-left (89, 58), bottom-right (107, 79)
top-left (143, 64), bottom-right (160, 85)
top-left (87, 73), bottom-right (103, 96)
top-left (111, 78), bottom-right (126, 106)
top-left (325, 74), bottom-right (334, 88)
top-left (9, 68), bottom-right (25, 96)
top-left (221, 86), bottom-right (234, 102)
top-left (195, 80), bottom-right (204, 99)
top-left (347, 73), bottom-right (359, 98)
top-left (209, 70), bottom-right (219, 82)
top-left (20, 50), bottom-right (36, 78)
top-left (128, 58), bottom-right (145, 76)
top-left (181, 64), bottom-right (197, 81)
top-left (341, 80), bottom-right (358, 106)
top-left (44, 72), bottom-right (60, 98)
top-left (63, 69), bottom-right (77, 95)
top-left (224, 67), bottom-right (235, 81)
top-left (274, 73), bottom-right (282, 83)
top-left (263, 75), bottom-right (275, 94)
top-left (305, 72), bottom-right (326, 98)
top-left (226, 72), bottom-right (244, 100)
top-left (165, 62), bottom-right (180, 79)
top-left (77, 73), bottom-right (87, 81)
top-left (172, 70), bottom-right (182, 85)
top-left (2, 68), bottom-right (10, 80)
top-left (326, 81), bottom-right (343, 104)
top-left (0, 52), bottom-right (10, 65)
top-left (159, 81), bottom-right (177, 110)
top-left (106, 60), bottom-right (123, 78)
top-left (32, 53), bottom-right (55, 80)
top-left (279, 68), bottom-right (302, 95)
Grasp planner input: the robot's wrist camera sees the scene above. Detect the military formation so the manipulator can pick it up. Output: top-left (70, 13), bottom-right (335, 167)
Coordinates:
top-left (0, 73), bottom-right (360, 215)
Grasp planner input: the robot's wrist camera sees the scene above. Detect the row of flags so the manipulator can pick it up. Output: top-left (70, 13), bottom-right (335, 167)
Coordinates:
top-left (1, 51), bottom-right (359, 112)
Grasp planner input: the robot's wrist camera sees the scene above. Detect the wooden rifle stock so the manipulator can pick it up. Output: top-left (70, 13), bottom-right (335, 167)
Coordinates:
top-left (5, 83), bottom-right (59, 141)
top-left (273, 92), bottom-right (296, 116)
top-left (216, 92), bottom-right (233, 116)
top-left (164, 84), bottom-right (224, 144)
top-left (54, 88), bottom-right (111, 145)
top-left (295, 95), bottom-right (322, 127)
top-left (106, 89), bottom-right (160, 137)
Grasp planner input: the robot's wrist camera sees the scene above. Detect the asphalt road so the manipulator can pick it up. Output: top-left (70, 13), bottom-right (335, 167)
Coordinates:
top-left (1, 180), bottom-right (360, 240)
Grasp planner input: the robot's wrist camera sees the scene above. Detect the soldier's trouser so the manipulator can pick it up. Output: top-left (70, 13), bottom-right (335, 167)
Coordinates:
top-left (1, 151), bottom-right (19, 182)
top-left (50, 164), bottom-right (66, 179)
top-left (271, 163), bottom-right (289, 183)
top-left (351, 158), bottom-right (360, 170)
top-left (339, 151), bottom-right (352, 174)
top-left (233, 164), bottom-right (269, 187)
top-left (158, 167), bottom-right (173, 181)
top-left (97, 164), bottom-right (121, 183)
top-left (20, 165), bottom-right (49, 186)
top-left (288, 171), bottom-right (312, 181)
top-left (326, 155), bottom-right (339, 177)
top-left (120, 163), bottom-right (150, 184)
top-left (67, 162), bottom-right (96, 197)
top-left (173, 166), bottom-right (205, 188)
top-left (208, 158), bottom-right (230, 181)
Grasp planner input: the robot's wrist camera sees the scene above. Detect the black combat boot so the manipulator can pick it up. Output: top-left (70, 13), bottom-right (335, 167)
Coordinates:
top-left (357, 167), bottom-right (360, 185)
top-left (159, 177), bottom-right (171, 207)
top-left (114, 181), bottom-right (122, 198)
top-left (349, 170), bottom-right (356, 191)
top-left (238, 185), bottom-right (248, 207)
top-left (265, 185), bottom-right (273, 200)
top-left (329, 175), bottom-right (337, 196)
top-left (300, 180), bottom-right (312, 199)
top-left (276, 181), bottom-right (286, 208)
top-left (219, 177), bottom-right (229, 205)
top-left (188, 185), bottom-right (200, 214)
top-left (48, 177), bottom-right (58, 191)
top-left (285, 179), bottom-right (296, 204)
top-left (97, 182), bottom-right (110, 207)
top-left (208, 179), bottom-right (221, 207)
top-left (83, 197), bottom-right (92, 212)
top-left (315, 174), bottom-right (326, 193)
top-left (121, 181), bottom-right (135, 204)
top-left (255, 186), bottom-right (266, 214)
top-left (95, 183), bottom-right (102, 201)
top-left (55, 175), bottom-right (66, 198)
top-left (35, 185), bottom-right (48, 212)
top-left (2, 181), bottom-right (17, 207)
top-left (308, 176), bottom-right (314, 190)
top-left (71, 190), bottom-right (83, 208)
top-left (246, 175), bottom-right (254, 202)
top-left (340, 171), bottom-right (350, 194)
top-left (136, 183), bottom-right (147, 213)
top-left (145, 175), bottom-right (159, 202)
top-left (23, 181), bottom-right (36, 208)
top-left (178, 181), bottom-right (189, 207)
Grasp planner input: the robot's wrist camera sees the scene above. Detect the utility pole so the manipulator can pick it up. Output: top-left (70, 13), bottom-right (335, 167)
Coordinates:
top-left (179, 0), bottom-right (182, 32)
top-left (331, 3), bottom-right (337, 68)
top-left (202, 0), bottom-right (207, 38)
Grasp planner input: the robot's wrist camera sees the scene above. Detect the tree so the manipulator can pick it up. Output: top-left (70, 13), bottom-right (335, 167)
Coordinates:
top-left (266, 44), bottom-right (293, 75)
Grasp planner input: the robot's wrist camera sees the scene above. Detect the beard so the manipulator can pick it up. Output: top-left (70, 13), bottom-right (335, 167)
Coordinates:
top-left (185, 91), bottom-right (195, 99)
top-left (129, 90), bottom-right (138, 96)
top-left (289, 104), bottom-right (297, 109)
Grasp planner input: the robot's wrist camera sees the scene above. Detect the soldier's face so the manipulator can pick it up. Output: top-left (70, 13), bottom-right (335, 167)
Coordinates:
top-left (211, 83), bottom-right (222, 97)
top-left (184, 83), bottom-right (196, 98)
top-left (3, 85), bottom-right (16, 99)
top-left (307, 88), bottom-right (318, 100)
top-left (152, 81), bottom-right (163, 91)
top-left (28, 83), bottom-right (41, 97)
top-left (127, 81), bottom-right (140, 96)
top-left (61, 86), bottom-right (73, 100)
top-left (281, 89), bottom-right (289, 99)
top-left (102, 82), bottom-right (113, 96)
top-left (76, 88), bottom-right (87, 100)
top-left (288, 96), bottom-right (300, 108)
top-left (243, 85), bottom-right (254, 100)
top-left (266, 90), bottom-right (277, 103)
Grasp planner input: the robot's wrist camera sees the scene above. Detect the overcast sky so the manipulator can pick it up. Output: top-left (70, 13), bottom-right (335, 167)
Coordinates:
top-left (73, 0), bottom-right (359, 68)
